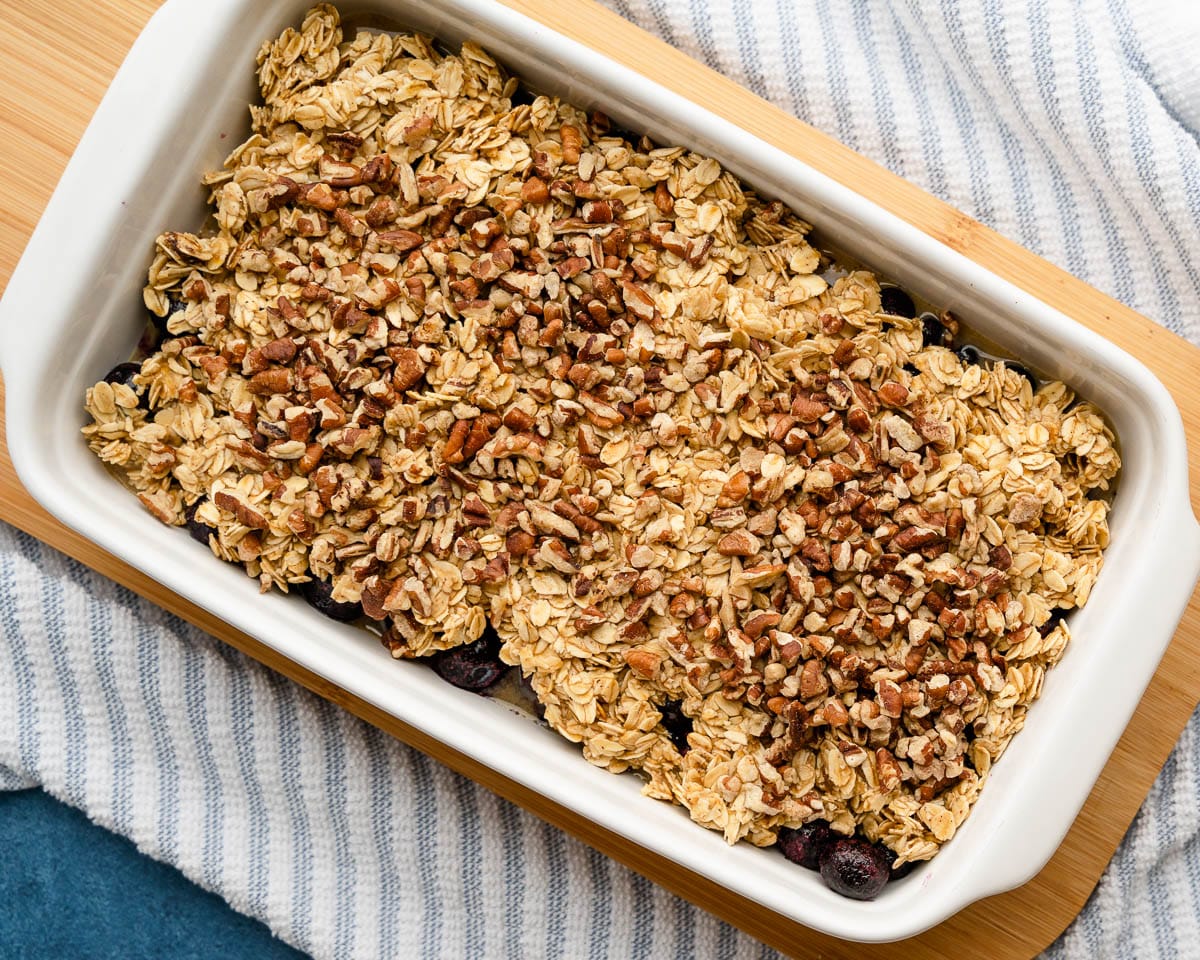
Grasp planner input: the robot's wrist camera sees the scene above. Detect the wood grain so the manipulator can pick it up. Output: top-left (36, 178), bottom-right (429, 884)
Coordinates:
top-left (3, 2), bottom-right (1199, 958)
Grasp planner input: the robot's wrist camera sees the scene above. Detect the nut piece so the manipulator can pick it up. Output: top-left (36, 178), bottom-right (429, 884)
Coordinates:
top-left (560, 124), bottom-right (582, 164)
top-left (392, 348), bottom-right (426, 392)
top-left (377, 229), bottom-right (424, 253)
top-left (717, 530), bottom-right (762, 557)
top-left (1007, 492), bottom-right (1043, 525)
top-left (247, 369), bottom-right (292, 395)
top-left (624, 649), bottom-right (662, 679)
top-left (522, 176), bottom-right (550, 204)
top-left (213, 491), bottom-right (268, 530)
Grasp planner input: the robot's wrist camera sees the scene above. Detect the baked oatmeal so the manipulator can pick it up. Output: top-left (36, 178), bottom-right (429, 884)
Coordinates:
top-left (82, 4), bottom-right (1120, 894)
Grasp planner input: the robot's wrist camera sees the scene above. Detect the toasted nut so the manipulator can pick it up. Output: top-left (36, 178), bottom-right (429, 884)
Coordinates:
top-left (790, 395), bottom-right (829, 423)
top-left (503, 407), bottom-right (535, 431)
top-left (506, 530), bottom-right (535, 557)
top-left (213, 491), bottom-right (268, 530)
top-left (376, 229), bottom-right (424, 253)
top-left (442, 420), bottom-right (471, 465)
top-left (522, 176), bottom-right (550, 203)
top-left (718, 471), bottom-right (750, 506)
top-left (295, 442), bottom-right (324, 476)
top-left (560, 124), bottom-right (582, 164)
top-left (654, 180), bottom-right (674, 214)
top-left (877, 381), bottom-right (909, 406)
top-left (581, 200), bottom-right (614, 224)
top-left (391, 348), bottom-right (426, 392)
top-left (247, 369), bottom-right (292, 395)
top-left (624, 649), bottom-right (661, 679)
top-left (717, 530), bottom-right (762, 557)
top-left (621, 280), bottom-right (656, 322)
top-left (799, 660), bottom-right (827, 699)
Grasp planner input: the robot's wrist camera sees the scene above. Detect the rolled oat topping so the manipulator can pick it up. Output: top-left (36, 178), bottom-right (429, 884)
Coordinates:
top-left (84, 4), bottom-right (1120, 868)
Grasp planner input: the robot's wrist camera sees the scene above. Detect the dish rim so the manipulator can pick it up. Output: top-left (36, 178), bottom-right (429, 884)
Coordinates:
top-left (1, 0), bottom-right (1198, 943)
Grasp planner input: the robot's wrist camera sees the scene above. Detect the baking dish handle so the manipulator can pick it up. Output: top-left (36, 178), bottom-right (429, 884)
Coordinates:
top-left (963, 495), bottom-right (1200, 902)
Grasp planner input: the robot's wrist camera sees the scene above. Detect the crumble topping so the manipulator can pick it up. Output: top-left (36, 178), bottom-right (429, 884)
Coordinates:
top-left (83, 4), bottom-right (1119, 867)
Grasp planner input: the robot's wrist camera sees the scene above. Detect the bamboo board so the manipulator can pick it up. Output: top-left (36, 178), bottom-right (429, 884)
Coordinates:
top-left (3, 2), bottom-right (1200, 957)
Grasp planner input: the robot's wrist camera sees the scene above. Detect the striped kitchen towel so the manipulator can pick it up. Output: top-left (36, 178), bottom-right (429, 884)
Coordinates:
top-left (2, 0), bottom-right (1198, 957)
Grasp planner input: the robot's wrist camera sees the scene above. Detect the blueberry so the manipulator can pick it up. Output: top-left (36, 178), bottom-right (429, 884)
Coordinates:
top-left (956, 344), bottom-right (982, 366)
top-left (508, 83), bottom-right (536, 108)
top-left (430, 626), bottom-right (507, 691)
top-left (150, 293), bottom-right (187, 339)
top-left (102, 361), bottom-right (150, 410)
top-left (517, 671), bottom-right (547, 721)
top-left (1003, 361), bottom-right (1037, 391)
top-left (957, 344), bottom-right (1037, 390)
top-left (879, 844), bottom-right (916, 881)
top-left (819, 837), bottom-right (891, 900)
top-left (920, 313), bottom-right (951, 348)
top-left (778, 820), bottom-right (834, 870)
top-left (1038, 608), bottom-right (1067, 638)
top-left (184, 499), bottom-right (217, 546)
top-left (879, 287), bottom-right (915, 319)
top-left (299, 577), bottom-right (363, 623)
top-left (658, 699), bottom-right (693, 754)
top-left (103, 361), bottom-right (141, 390)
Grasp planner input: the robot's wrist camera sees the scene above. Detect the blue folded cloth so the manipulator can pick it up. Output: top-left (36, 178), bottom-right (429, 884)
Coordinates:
top-left (3, 1), bottom-right (1198, 957)
top-left (0, 788), bottom-right (304, 960)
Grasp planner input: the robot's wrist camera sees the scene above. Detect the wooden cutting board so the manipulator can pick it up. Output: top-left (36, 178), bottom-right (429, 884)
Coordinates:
top-left (3, 2), bottom-right (1199, 957)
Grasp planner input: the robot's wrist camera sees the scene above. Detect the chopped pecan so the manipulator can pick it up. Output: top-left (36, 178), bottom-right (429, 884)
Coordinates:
top-left (376, 229), bottom-right (424, 253)
top-left (717, 530), bottom-right (762, 557)
top-left (624, 649), bottom-right (662, 680)
top-left (391, 348), bottom-right (426, 392)
top-left (247, 369), bottom-right (292, 395)
top-left (213, 491), bottom-right (268, 530)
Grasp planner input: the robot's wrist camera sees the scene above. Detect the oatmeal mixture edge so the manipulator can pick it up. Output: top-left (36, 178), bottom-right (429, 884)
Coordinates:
top-left (83, 4), bottom-right (1120, 867)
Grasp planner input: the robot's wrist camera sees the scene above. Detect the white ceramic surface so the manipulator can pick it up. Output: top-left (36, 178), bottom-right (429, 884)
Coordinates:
top-left (2, 0), bottom-right (1199, 943)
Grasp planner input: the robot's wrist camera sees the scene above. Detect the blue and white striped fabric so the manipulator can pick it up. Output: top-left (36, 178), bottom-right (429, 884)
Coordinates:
top-left (2, 1), bottom-right (1199, 957)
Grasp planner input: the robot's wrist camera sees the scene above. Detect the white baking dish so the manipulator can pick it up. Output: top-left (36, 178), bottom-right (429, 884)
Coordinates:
top-left (2, 0), bottom-right (1198, 943)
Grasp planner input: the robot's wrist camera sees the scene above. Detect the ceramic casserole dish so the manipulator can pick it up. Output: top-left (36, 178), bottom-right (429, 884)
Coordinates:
top-left (2, 0), bottom-right (1198, 943)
